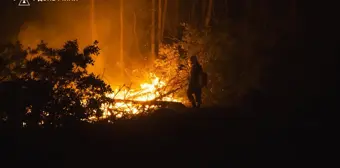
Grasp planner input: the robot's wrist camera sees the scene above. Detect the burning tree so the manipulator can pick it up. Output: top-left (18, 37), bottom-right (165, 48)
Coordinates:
top-left (110, 23), bottom-right (211, 111)
top-left (98, 31), bottom-right (192, 119)
top-left (150, 23), bottom-right (211, 105)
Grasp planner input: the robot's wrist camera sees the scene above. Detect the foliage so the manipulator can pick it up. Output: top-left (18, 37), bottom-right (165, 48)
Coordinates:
top-left (0, 42), bottom-right (28, 82)
top-left (152, 43), bottom-right (189, 100)
top-left (158, 21), bottom-right (266, 106)
top-left (0, 40), bottom-right (112, 128)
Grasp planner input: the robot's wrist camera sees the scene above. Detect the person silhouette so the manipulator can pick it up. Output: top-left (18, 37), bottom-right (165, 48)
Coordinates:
top-left (187, 56), bottom-right (203, 108)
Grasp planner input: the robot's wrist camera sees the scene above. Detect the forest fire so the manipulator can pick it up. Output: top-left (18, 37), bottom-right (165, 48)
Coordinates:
top-left (88, 73), bottom-right (182, 121)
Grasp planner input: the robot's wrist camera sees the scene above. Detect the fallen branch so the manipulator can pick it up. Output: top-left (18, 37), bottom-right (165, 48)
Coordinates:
top-left (113, 98), bottom-right (185, 108)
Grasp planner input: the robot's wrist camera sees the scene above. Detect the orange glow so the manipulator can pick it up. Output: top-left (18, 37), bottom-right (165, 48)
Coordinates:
top-left (88, 73), bottom-right (182, 121)
top-left (17, 0), bottom-right (149, 86)
top-left (16, 1), bottom-right (185, 122)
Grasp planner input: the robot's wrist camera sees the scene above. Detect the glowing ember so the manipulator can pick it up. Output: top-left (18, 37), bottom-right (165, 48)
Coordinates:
top-left (88, 73), bottom-right (182, 121)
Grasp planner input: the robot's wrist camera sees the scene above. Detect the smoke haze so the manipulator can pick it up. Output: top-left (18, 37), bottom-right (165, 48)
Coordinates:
top-left (17, 0), bottom-right (150, 86)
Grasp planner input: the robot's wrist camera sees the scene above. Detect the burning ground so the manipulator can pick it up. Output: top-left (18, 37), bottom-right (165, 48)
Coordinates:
top-left (89, 72), bottom-right (185, 121)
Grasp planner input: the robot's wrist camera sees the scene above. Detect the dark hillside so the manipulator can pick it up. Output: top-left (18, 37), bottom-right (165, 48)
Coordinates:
top-left (1, 106), bottom-right (321, 165)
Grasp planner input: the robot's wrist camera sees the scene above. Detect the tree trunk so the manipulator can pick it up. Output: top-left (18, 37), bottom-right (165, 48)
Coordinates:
top-left (161, 0), bottom-right (167, 40)
top-left (133, 10), bottom-right (143, 60)
top-left (190, 0), bottom-right (197, 26)
top-left (174, 0), bottom-right (179, 36)
top-left (202, 0), bottom-right (207, 25)
top-left (158, 0), bottom-right (162, 44)
top-left (205, 0), bottom-right (213, 27)
top-left (151, 0), bottom-right (156, 61)
top-left (120, 0), bottom-right (124, 77)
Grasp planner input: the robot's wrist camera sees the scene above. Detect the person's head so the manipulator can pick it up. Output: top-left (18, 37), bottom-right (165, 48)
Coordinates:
top-left (190, 55), bottom-right (198, 65)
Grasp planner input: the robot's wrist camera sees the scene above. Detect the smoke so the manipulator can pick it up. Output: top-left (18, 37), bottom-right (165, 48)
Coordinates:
top-left (17, 0), bottom-right (149, 86)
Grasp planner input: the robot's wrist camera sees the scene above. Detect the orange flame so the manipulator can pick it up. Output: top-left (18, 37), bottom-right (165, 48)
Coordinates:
top-left (88, 73), bottom-right (181, 121)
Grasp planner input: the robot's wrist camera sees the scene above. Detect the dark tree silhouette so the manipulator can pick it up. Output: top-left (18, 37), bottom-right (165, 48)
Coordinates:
top-left (0, 40), bottom-right (113, 129)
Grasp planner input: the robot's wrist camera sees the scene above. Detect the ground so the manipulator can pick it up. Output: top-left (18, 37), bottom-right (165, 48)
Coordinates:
top-left (0, 106), bottom-right (322, 166)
